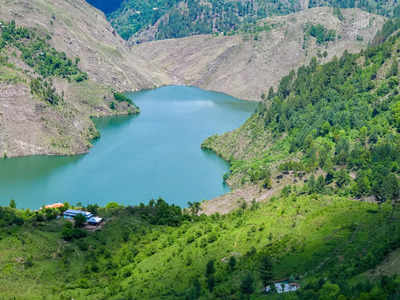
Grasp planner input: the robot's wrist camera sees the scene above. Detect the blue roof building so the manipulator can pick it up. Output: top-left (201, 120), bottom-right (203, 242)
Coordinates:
top-left (63, 209), bottom-right (93, 220)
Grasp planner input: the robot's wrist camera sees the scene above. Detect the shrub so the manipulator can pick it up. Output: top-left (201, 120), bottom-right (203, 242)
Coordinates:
top-left (24, 256), bottom-right (33, 268)
top-left (74, 214), bottom-right (86, 228)
top-left (62, 222), bottom-right (87, 240)
top-left (113, 92), bottom-right (133, 104)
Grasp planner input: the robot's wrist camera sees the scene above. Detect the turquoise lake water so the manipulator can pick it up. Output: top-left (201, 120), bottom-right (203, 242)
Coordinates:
top-left (0, 86), bottom-right (256, 209)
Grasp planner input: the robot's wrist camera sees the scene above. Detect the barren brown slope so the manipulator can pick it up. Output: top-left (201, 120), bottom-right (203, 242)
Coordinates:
top-left (132, 7), bottom-right (385, 101)
top-left (0, 44), bottom-right (139, 157)
top-left (0, 0), bottom-right (174, 157)
top-left (0, 0), bottom-right (172, 91)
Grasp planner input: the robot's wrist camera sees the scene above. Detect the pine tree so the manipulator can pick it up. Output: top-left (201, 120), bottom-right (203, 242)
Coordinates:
top-left (207, 275), bottom-right (215, 292)
top-left (205, 260), bottom-right (215, 277)
top-left (240, 272), bottom-right (255, 296)
top-left (259, 254), bottom-right (273, 287)
top-left (9, 199), bottom-right (16, 209)
top-left (228, 256), bottom-right (236, 271)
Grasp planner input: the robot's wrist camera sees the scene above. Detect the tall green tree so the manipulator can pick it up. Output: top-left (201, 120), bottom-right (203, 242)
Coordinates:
top-left (187, 201), bottom-right (201, 216)
top-left (229, 256), bottom-right (237, 271)
top-left (9, 199), bottom-right (16, 209)
top-left (205, 260), bottom-right (215, 277)
top-left (259, 254), bottom-right (273, 287)
top-left (240, 272), bottom-right (255, 296)
top-left (207, 275), bottom-right (215, 292)
top-left (74, 214), bottom-right (86, 228)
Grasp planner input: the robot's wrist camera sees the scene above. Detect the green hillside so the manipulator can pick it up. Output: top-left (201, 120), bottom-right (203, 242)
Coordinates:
top-left (1, 196), bottom-right (399, 299)
top-left (203, 19), bottom-right (400, 204)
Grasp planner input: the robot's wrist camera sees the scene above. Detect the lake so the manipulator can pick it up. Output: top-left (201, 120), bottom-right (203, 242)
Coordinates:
top-left (0, 86), bottom-right (256, 209)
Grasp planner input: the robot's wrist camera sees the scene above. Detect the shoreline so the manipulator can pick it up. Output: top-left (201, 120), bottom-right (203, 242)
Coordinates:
top-left (0, 86), bottom-right (252, 211)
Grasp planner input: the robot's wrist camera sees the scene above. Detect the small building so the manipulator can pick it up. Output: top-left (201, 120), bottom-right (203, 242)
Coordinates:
top-left (266, 282), bottom-right (300, 294)
top-left (63, 209), bottom-right (93, 220)
top-left (87, 216), bottom-right (103, 226)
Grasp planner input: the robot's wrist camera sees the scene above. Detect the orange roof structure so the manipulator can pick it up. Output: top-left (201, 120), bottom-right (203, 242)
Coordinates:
top-left (44, 203), bottom-right (64, 209)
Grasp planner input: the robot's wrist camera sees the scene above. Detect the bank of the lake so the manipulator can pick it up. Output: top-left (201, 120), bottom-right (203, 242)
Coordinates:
top-left (0, 86), bottom-right (256, 209)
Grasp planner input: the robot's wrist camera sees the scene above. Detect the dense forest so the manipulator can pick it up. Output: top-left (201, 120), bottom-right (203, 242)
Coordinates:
top-left (309, 0), bottom-right (400, 18)
top-left (99, 0), bottom-right (400, 41)
top-left (108, 0), bottom-right (303, 40)
top-left (203, 18), bottom-right (400, 204)
top-left (1, 18), bottom-right (400, 299)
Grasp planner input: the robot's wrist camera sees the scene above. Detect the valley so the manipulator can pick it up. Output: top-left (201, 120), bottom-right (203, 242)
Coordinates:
top-left (0, 1), bottom-right (385, 158)
top-left (0, 0), bottom-right (400, 299)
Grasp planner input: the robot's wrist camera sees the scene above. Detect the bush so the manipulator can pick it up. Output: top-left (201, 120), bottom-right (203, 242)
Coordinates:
top-left (113, 92), bottom-right (133, 104)
top-left (62, 222), bottom-right (87, 240)
top-left (77, 240), bottom-right (89, 251)
top-left (74, 214), bottom-right (86, 228)
top-left (24, 256), bottom-right (33, 268)
top-left (86, 204), bottom-right (99, 215)
top-left (74, 72), bottom-right (88, 82)
top-left (306, 23), bottom-right (336, 44)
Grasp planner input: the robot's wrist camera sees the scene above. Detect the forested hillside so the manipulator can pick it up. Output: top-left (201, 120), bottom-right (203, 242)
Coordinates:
top-left (101, 0), bottom-right (400, 42)
top-left (309, 0), bottom-right (400, 18)
top-left (203, 18), bottom-right (400, 207)
top-left (109, 0), bottom-right (304, 41)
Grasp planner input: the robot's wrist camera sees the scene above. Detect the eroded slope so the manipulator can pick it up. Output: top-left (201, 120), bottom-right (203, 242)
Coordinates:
top-left (0, 0), bottom-right (172, 91)
top-left (0, 0), bottom-right (173, 157)
top-left (133, 7), bottom-right (385, 100)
